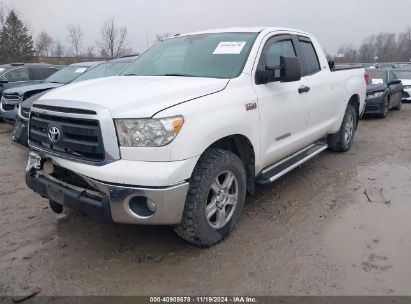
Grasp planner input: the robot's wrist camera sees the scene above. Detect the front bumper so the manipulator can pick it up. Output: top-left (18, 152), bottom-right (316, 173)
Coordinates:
top-left (364, 95), bottom-right (385, 114)
top-left (402, 89), bottom-right (411, 102)
top-left (11, 117), bottom-right (29, 148)
top-left (0, 102), bottom-right (18, 122)
top-left (26, 152), bottom-right (190, 225)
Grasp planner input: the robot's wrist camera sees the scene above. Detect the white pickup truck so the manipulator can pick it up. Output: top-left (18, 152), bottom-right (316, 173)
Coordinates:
top-left (25, 27), bottom-right (366, 246)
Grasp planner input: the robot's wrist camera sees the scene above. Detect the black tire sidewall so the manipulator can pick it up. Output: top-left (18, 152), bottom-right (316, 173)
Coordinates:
top-left (341, 104), bottom-right (357, 150)
top-left (177, 149), bottom-right (247, 246)
top-left (195, 153), bottom-right (246, 245)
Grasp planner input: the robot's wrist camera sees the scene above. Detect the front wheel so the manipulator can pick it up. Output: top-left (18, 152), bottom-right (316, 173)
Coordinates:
top-left (327, 104), bottom-right (357, 152)
top-left (174, 149), bottom-right (247, 247)
top-left (378, 95), bottom-right (389, 118)
top-left (392, 99), bottom-right (402, 110)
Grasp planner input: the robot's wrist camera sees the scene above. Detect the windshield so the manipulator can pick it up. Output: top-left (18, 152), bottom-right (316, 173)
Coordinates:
top-left (72, 61), bottom-right (130, 83)
top-left (45, 66), bottom-right (90, 84)
top-left (392, 71), bottom-right (411, 80)
top-left (366, 69), bottom-right (387, 84)
top-left (121, 33), bottom-right (257, 79)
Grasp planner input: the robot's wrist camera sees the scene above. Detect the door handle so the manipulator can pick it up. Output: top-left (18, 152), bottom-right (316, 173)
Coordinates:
top-left (298, 85), bottom-right (310, 94)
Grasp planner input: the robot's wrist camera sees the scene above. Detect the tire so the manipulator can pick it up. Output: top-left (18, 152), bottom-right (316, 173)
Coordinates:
top-left (327, 104), bottom-right (357, 152)
top-left (49, 200), bottom-right (63, 214)
top-left (378, 95), bottom-right (389, 118)
top-left (393, 99), bottom-right (402, 110)
top-left (174, 149), bottom-right (247, 247)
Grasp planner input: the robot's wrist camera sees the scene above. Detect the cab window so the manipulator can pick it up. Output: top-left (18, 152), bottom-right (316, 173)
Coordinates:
top-left (299, 38), bottom-right (321, 75)
top-left (261, 38), bottom-right (296, 78)
top-left (30, 67), bottom-right (59, 80)
top-left (4, 68), bottom-right (29, 82)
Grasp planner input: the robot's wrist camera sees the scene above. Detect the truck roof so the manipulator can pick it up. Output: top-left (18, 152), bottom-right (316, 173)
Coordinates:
top-left (184, 27), bottom-right (312, 37)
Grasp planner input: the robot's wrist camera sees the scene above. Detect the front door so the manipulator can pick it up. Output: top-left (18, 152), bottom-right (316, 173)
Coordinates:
top-left (253, 34), bottom-right (310, 169)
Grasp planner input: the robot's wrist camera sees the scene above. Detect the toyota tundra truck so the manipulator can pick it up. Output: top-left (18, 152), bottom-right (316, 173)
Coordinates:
top-left (25, 27), bottom-right (366, 246)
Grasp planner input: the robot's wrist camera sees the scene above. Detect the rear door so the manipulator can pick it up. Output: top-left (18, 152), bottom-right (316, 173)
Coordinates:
top-left (253, 34), bottom-right (310, 168)
top-left (296, 36), bottom-right (335, 141)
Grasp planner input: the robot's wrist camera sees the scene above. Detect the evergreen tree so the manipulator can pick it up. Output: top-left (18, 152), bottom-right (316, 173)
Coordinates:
top-left (0, 10), bottom-right (34, 61)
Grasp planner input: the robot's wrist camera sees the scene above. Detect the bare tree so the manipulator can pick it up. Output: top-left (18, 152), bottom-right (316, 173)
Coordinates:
top-left (336, 44), bottom-right (358, 63)
top-left (67, 24), bottom-right (83, 57)
top-left (154, 33), bottom-right (172, 43)
top-left (0, 1), bottom-right (7, 29)
top-left (85, 46), bottom-right (95, 58)
top-left (52, 39), bottom-right (65, 58)
top-left (398, 26), bottom-right (411, 62)
top-left (35, 31), bottom-right (53, 56)
top-left (97, 18), bottom-right (128, 58)
top-left (359, 35), bottom-right (376, 62)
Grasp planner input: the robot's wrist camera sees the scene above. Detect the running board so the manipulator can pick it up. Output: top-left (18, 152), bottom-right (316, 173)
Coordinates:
top-left (256, 142), bottom-right (328, 185)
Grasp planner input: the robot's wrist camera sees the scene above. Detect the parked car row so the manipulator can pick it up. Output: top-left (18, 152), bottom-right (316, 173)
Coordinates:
top-left (9, 56), bottom-right (137, 148)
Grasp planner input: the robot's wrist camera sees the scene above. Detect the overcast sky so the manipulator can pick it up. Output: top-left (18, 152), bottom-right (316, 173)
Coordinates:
top-left (3, 0), bottom-right (411, 54)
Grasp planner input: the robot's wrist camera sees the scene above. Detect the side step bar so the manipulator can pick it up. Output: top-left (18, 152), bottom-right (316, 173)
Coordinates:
top-left (256, 142), bottom-right (328, 185)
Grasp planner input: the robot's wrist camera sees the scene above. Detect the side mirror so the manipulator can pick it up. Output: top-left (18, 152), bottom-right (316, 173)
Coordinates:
top-left (279, 56), bottom-right (302, 83)
top-left (0, 77), bottom-right (8, 84)
top-left (388, 79), bottom-right (401, 85)
top-left (255, 56), bottom-right (302, 85)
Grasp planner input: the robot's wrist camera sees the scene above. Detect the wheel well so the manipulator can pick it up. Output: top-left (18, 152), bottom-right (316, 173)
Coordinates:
top-left (207, 135), bottom-right (256, 195)
top-left (348, 94), bottom-right (360, 128)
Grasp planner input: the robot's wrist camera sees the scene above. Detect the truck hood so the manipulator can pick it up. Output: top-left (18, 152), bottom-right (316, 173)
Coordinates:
top-left (4, 82), bottom-right (63, 96)
top-left (38, 76), bottom-right (229, 117)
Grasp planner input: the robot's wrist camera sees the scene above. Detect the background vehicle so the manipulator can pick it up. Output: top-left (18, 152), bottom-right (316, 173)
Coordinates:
top-left (0, 62), bottom-right (101, 122)
top-left (0, 63), bottom-right (60, 97)
top-left (391, 69), bottom-right (411, 102)
top-left (0, 63), bottom-right (60, 120)
top-left (364, 68), bottom-right (403, 117)
top-left (11, 56), bottom-right (137, 148)
top-left (25, 27), bottom-right (366, 246)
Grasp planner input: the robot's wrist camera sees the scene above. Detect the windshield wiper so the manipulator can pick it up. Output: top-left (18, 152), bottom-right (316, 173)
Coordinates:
top-left (123, 73), bottom-right (139, 76)
top-left (163, 73), bottom-right (197, 77)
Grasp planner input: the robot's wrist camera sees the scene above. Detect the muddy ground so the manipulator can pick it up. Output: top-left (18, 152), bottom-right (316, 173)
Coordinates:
top-left (0, 105), bottom-right (410, 296)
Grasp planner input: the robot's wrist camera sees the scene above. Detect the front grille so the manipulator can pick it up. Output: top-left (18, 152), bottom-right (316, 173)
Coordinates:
top-left (21, 107), bottom-right (30, 119)
top-left (2, 103), bottom-right (15, 111)
top-left (2, 93), bottom-right (20, 101)
top-left (29, 112), bottom-right (105, 162)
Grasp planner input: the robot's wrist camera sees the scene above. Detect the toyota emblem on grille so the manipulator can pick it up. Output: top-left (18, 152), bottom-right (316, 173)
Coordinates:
top-left (48, 126), bottom-right (61, 143)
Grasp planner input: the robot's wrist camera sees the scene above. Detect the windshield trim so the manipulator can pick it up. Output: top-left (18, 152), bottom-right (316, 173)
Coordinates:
top-left (121, 32), bottom-right (259, 80)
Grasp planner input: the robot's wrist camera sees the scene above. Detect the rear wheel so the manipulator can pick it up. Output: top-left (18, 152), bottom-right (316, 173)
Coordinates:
top-left (174, 149), bottom-right (247, 247)
top-left (327, 104), bottom-right (357, 152)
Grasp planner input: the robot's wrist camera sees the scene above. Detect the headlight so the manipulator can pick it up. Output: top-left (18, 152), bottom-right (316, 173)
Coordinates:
top-left (115, 116), bottom-right (184, 147)
top-left (367, 91), bottom-right (384, 98)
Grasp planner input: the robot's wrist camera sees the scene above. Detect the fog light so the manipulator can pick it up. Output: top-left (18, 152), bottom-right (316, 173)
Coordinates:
top-left (129, 196), bottom-right (156, 217)
top-left (147, 199), bottom-right (157, 212)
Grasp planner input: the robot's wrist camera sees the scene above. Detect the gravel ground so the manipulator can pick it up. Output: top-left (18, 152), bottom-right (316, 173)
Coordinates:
top-left (0, 104), bottom-right (410, 296)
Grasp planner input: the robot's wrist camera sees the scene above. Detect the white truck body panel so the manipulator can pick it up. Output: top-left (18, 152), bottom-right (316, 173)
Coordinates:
top-left (26, 27), bottom-right (366, 227)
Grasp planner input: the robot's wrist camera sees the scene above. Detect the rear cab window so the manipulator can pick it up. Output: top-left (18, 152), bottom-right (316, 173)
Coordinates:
top-left (3, 68), bottom-right (30, 82)
top-left (30, 67), bottom-right (59, 80)
top-left (298, 36), bottom-right (321, 76)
